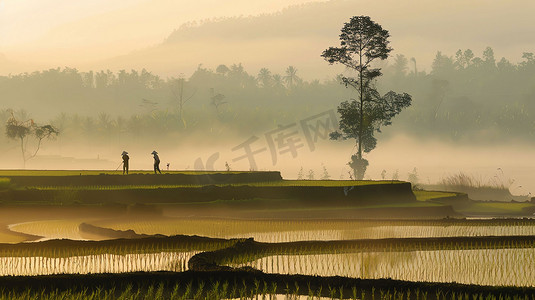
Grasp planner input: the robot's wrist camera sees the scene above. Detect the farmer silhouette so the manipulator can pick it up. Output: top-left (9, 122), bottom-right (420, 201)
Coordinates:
top-left (121, 151), bottom-right (129, 175)
top-left (152, 151), bottom-right (161, 174)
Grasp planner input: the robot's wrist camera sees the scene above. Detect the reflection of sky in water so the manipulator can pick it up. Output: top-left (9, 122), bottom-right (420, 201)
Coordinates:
top-left (227, 225), bottom-right (535, 243)
top-left (236, 249), bottom-right (535, 287)
top-left (90, 218), bottom-right (535, 244)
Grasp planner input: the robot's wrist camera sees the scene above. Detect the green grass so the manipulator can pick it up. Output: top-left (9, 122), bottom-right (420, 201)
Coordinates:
top-left (250, 180), bottom-right (404, 187)
top-left (0, 170), bottom-right (263, 176)
top-left (23, 180), bottom-right (404, 191)
top-left (459, 202), bottom-right (535, 214)
top-left (243, 201), bottom-right (444, 213)
top-left (414, 191), bottom-right (458, 202)
top-left (0, 279), bottom-right (531, 300)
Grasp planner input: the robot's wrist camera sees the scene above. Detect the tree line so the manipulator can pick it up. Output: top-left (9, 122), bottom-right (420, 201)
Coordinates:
top-left (1, 46), bottom-right (535, 147)
top-left (380, 47), bottom-right (535, 142)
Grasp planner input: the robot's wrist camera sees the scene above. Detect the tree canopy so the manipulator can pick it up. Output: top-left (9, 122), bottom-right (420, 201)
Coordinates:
top-left (5, 113), bottom-right (59, 168)
top-left (323, 16), bottom-right (412, 179)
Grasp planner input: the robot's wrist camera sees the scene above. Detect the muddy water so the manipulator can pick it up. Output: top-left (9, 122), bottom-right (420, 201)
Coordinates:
top-left (0, 251), bottom-right (198, 276)
top-left (233, 248), bottom-right (535, 287)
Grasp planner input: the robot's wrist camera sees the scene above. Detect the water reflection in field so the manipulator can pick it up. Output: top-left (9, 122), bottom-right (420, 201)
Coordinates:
top-left (0, 251), bottom-right (198, 276)
top-left (230, 225), bottom-right (535, 242)
top-left (9, 219), bottom-right (107, 242)
top-left (233, 248), bottom-right (535, 287)
top-left (93, 219), bottom-right (535, 243)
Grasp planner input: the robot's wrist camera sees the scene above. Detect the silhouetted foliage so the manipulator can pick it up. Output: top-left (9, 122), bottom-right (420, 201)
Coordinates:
top-left (5, 112), bottom-right (59, 167)
top-left (322, 16), bottom-right (412, 179)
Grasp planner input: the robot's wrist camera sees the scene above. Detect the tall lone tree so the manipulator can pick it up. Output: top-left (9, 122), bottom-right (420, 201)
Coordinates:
top-left (322, 16), bottom-right (412, 180)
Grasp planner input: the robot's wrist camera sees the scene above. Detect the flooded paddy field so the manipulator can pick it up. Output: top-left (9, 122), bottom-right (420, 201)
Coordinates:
top-left (233, 248), bottom-right (535, 287)
top-left (0, 219), bottom-right (534, 298)
top-left (5, 216), bottom-right (535, 244)
top-left (8, 219), bottom-right (108, 242)
top-left (1, 171), bottom-right (535, 298)
top-left (90, 218), bottom-right (535, 243)
top-left (0, 251), bottom-right (197, 276)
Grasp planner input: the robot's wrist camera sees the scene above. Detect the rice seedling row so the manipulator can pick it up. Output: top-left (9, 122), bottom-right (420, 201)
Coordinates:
top-left (0, 251), bottom-right (198, 276)
top-left (92, 218), bottom-right (535, 243)
top-left (234, 248), bottom-right (535, 287)
top-left (216, 236), bottom-right (535, 267)
top-left (0, 273), bottom-right (534, 300)
top-left (0, 235), bottom-right (238, 258)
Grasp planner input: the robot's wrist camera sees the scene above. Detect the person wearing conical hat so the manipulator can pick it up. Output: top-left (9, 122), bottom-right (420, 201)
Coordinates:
top-left (121, 151), bottom-right (129, 175)
top-left (151, 151), bottom-right (161, 174)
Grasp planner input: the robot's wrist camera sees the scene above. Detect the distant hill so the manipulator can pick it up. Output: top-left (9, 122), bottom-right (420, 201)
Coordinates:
top-left (94, 1), bottom-right (382, 78)
top-left (163, 2), bottom-right (338, 43)
top-left (97, 0), bottom-right (534, 79)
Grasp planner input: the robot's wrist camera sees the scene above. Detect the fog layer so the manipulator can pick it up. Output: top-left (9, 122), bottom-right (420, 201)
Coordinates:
top-left (1, 1), bottom-right (534, 196)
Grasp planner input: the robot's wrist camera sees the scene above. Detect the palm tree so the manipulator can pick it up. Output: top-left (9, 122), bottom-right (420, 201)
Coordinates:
top-left (272, 74), bottom-right (285, 95)
top-left (257, 68), bottom-right (272, 88)
top-left (283, 66), bottom-right (301, 89)
top-left (98, 113), bottom-right (112, 129)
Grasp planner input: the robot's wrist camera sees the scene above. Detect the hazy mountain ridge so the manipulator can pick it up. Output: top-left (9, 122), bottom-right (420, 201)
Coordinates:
top-left (163, 2), bottom-right (340, 42)
top-left (4, 0), bottom-right (535, 78)
top-left (98, 0), bottom-right (535, 79)
top-left (98, 1), bottom-right (347, 78)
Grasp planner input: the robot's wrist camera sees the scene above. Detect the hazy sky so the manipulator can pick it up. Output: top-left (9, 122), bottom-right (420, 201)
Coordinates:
top-left (0, 0), bottom-right (324, 63)
top-left (1, 0), bottom-right (535, 77)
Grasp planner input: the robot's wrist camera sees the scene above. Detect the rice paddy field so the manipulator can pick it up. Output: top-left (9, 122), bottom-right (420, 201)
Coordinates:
top-left (8, 219), bottom-right (106, 241)
top-left (0, 170), bottom-right (534, 298)
top-left (0, 251), bottom-right (197, 276)
top-left (91, 218), bottom-right (535, 242)
top-left (232, 248), bottom-right (535, 287)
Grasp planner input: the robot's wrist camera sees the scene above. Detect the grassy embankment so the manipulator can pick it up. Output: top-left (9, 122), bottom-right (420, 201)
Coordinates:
top-left (0, 171), bottom-right (464, 244)
top-left (0, 170), bottom-right (423, 210)
top-left (0, 170), bottom-right (262, 176)
top-left (425, 172), bottom-right (530, 202)
top-left (3, 170), bottom-right (532, 216)
top-left (415, 189), bottom-right (535, 216)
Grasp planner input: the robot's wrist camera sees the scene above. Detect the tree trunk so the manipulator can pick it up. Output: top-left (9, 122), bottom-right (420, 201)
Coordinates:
top-left (358, 52), bottom-right (364, 161)
top-left (20, 136), bottom-right (26, 169)
top-left (355, 50), bottom-right (366, 180)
